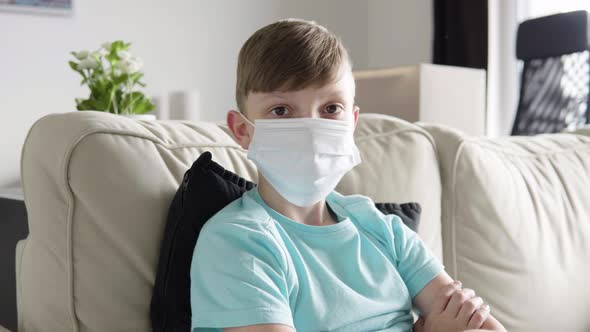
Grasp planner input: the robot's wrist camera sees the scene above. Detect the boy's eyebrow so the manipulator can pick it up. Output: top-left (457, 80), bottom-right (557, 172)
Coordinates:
top-left (261, 88), bottom-right (349, 101)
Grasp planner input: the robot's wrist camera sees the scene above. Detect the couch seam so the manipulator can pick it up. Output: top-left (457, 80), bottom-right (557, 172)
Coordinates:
top-left (20, 113), bottom-right (58, 206)
top-left (61, 128), bottom-right (99, 332)
top-left (460, 138), bottom-right (590, 157)
top-left (450, 140), bottom-right (467, 279)
top-left (355, 128), bottom-right (438, 148)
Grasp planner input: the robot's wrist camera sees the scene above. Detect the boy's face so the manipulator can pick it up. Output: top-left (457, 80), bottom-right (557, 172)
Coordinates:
top-left (228, 65), bottom-right (360, 150)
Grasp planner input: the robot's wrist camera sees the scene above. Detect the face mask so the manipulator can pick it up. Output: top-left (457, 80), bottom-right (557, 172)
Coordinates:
top-left (241, 114), bottom-right (362, 207)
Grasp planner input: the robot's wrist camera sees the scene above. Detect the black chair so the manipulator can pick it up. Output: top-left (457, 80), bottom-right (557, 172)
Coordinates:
top-left (512, 10), bottom-right (590, 136)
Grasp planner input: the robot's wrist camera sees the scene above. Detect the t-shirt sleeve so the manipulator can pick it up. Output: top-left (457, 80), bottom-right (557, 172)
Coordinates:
top-left (190, 221), bottom-right (294, 330)
top-left (389, 214), bottom-right (444, 299)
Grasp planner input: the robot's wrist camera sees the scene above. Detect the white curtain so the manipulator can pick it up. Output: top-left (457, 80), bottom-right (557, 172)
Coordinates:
top-left (486, 0), bottom-right (525, 137)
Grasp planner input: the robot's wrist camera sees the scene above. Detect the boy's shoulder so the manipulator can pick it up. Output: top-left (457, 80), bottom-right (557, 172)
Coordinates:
top-left (192, 190), bottom-right (289, 274)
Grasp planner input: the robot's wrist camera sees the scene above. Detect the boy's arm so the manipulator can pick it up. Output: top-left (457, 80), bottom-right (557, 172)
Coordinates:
top-left (413, 272), bottom-right (506, 332)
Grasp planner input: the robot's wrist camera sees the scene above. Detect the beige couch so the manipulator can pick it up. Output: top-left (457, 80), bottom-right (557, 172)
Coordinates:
top-left (15, 111), bottom-right (590, 331)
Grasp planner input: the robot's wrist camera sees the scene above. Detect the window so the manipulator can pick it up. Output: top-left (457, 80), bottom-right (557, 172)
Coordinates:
top-left (523, 0), bottom-right (589, 20)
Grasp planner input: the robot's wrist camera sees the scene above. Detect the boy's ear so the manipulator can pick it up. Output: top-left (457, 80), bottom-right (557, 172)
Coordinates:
top-left (353, 105), bottom-right (360, 129)
top-left (227, 110), bottom-right (253, 150)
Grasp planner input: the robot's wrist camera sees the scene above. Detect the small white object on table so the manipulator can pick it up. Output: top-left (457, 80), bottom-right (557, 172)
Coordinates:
top-left (0, 187), bottom-right (23, 202)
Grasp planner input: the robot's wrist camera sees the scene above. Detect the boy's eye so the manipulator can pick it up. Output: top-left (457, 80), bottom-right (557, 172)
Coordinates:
top-left (270, 106), bottom-right (289, 116)
top-left (325, 104), bottom-right (344, 114)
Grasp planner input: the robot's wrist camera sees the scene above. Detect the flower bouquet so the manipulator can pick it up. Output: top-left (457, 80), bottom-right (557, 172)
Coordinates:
top-left (69, 40), bottom-right (155, 115)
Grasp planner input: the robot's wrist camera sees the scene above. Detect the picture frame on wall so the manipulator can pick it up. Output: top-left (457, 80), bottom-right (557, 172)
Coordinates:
top-left (0, 0), bottom-right (72, 15)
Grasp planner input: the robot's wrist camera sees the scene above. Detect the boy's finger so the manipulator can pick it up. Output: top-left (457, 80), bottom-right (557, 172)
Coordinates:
top-left (413, 316), bottom-right (426, 332)
top-left (467, 304), bottom-right (490, 329)
top-left (457, 296), bottom-right (483, 323)
top-left (430, 280), bottom-right (462, 314)
top-left (445, 288), bottom-right (476, 318)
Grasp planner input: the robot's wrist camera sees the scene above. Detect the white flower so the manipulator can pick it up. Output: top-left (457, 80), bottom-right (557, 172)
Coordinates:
top-left (74, 50), bottom-right (89, 60)
top-left (132, 56), bottom-right (144, 69)
top-left (95, 48), bottom-right (108, 56)
top-left (101, 42), bottom-right (112, 52)
top-left (117, 50), bottom-right (132, 61)
top-left (119, 59), bottom-right (141, 74)
top-left (78, 57), bottom-right (98, 69)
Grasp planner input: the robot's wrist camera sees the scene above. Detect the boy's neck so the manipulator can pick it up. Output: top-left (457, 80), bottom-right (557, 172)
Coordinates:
top-left (257, 174), bottom-right (338, 227)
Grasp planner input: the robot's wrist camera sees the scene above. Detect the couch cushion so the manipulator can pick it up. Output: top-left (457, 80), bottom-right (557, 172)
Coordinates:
top-left (19, 111), bottom-right (441, 331)
top-left (423, 124), bottom-right (590, 332)
top-left (338, 113), bottom-right (442, 259)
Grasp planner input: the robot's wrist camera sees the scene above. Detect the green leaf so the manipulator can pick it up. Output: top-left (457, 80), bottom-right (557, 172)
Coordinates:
top-left (132, 97), bottom-right (155, 114)
top-left (106, 52), bottom-right (119, 63)
top-left (116, 91), bottom-right (152, 115)
top-left (94, 95), bottom-right (110, 111)
top-left (113, 89), bottom-right (125, 113)
top-left (68, 61), bottom-right (80, 72)
top-left (130, 72), bottom-right (143, 84)
top-left (78, 81), bottom-right (115, 112)
top-left (112, 74), bottom-right (129, 86)
top-left (105, 87), bottom-right (118, 113)
top-left (110, 40), bottom-right (128, 53)
top-left (128, 91), bottom-right (145, 103)
top-left (91, 77), bottom-right (109, 93)
top-left (105, 40), bottom-right (131, 65)
top-left (76, 98), bottom-right (96, 111)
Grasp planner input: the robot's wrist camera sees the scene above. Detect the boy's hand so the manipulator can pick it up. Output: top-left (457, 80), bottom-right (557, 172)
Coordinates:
top-left (421, 283), bottom-right (490, 332)
top-left (414, 273), bottom-right (506, 332)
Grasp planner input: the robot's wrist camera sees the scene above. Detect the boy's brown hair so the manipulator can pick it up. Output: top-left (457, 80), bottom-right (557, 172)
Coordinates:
top-left (236, 19), bottom-right (351, 113)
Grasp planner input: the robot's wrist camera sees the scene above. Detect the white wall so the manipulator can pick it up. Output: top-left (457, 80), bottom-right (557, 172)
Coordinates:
top-left (0, 0), bottom-right (431, 187)
top-left (368, 0), bottom-right (433, 69)
top-left (0, 0), bottom-right (284, 187)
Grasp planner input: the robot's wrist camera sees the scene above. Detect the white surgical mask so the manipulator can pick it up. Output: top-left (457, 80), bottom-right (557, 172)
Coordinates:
top-left (241, 114), bottom-right (362, 207)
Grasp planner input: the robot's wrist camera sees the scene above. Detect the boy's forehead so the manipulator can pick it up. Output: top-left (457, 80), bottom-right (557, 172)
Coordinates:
top-left (250, 69), bottom-right (355, 100)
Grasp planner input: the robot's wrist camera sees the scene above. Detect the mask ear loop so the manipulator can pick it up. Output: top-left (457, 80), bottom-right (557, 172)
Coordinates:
top-left (238, 111), bottom-right (255, 128)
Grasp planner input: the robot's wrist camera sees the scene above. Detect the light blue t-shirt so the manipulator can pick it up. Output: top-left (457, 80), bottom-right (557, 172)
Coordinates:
top-left (190, 188), bottom-right (443, 332)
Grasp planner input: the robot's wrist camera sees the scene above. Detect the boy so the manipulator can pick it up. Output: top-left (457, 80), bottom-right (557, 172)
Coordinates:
top-left (190, 19), bottom-right (506, 332)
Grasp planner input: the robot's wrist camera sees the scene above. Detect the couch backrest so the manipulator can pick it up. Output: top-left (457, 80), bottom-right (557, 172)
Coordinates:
top-left (18, 111), bottom-right (442, 331)
top-left (423, 124), bottom-right (590, 332)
